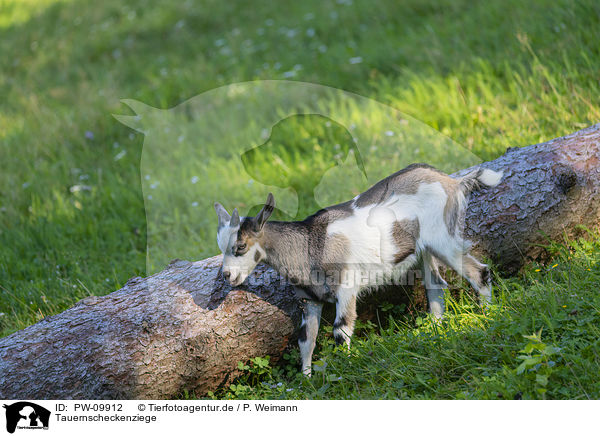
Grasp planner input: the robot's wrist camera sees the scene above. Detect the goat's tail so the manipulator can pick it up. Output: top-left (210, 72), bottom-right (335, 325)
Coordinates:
top-left (458, 167), bottom-right (503, 195)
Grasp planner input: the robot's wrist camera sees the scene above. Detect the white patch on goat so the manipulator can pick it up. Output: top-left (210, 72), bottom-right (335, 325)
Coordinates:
top-left (331, 183), bottom-right (443, 256)
top-left (327, 182), bottom-right (457, 289)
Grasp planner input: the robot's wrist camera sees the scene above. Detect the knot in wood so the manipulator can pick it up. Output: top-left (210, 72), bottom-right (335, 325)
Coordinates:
top-left (140, 317), bottom-right (153, 333)
top-left (555, 166), bottom-right (578, 194)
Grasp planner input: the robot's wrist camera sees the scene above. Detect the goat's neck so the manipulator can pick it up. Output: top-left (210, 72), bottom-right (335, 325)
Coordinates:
top-left (261, 220), bottom-right (308, 276)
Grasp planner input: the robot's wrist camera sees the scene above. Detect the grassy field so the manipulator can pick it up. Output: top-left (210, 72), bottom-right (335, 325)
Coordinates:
top-left (208, 235), bottom-right (600, 399)
top-left (1, 0), bottom-right (599, 399)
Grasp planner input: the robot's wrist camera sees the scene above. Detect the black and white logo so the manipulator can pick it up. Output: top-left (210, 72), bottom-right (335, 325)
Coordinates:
top-left (3, 402), bottom-right (50, 434)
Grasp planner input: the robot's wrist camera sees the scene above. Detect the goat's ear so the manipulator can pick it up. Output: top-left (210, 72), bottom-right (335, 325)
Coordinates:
top-left (214, 202), bottom-right (231, 228)
top-left (230, 208), bottom-right (240, 227)
top-left (254, 193), bottom-right (275, 231)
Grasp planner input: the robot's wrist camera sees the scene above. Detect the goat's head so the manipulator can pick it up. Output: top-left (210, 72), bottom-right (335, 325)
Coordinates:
top-left (214, 193), bottom-right (275, 286)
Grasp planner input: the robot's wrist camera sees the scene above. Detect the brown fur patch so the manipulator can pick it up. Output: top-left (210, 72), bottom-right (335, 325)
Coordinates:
top-left (391, 218), bottom-right (420, 264)
top-left (355, 165), bottom-right (463, 238)
top-left (443, 187), bottom-right (461, 236)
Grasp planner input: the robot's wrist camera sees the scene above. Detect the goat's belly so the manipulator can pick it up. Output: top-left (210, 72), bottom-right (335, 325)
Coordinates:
top-left (348, 254), bottom-right (419, 291)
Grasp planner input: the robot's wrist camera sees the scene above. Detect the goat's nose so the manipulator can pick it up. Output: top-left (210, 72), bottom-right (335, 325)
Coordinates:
top-left (222, 270), bottom-right (231, 280)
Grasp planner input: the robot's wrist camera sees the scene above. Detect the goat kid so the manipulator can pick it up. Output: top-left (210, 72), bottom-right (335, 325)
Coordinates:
top-left (214, 163), bottom-right (503, 376)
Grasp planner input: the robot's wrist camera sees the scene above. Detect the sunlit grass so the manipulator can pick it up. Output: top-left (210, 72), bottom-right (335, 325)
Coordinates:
top-left (210, 232), bottom-right (600, 399)
top-left (0, 0), bottom-right (72, 28)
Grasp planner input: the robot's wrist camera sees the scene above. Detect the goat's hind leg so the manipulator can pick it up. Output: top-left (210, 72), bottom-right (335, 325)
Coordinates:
top-left (463, 254), bottom-right (492, 305)
top-left (298, 299), bottom-right (323, 377)
top-left (442, 249), bottom-right (492, 306)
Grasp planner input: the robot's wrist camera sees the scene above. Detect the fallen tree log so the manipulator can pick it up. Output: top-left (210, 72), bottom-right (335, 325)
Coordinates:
top-left (0, 257), bottom-right (302, 399)
top-left (1, 124), bottom-right (599, 399)
top-left (463, 123), bottom-right (600, 271)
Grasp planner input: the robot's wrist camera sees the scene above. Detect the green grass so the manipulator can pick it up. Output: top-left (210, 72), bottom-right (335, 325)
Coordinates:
top-left (1, 0), bottom-right (599, 398)
top-left (210, 232), bottom-right (600, 399)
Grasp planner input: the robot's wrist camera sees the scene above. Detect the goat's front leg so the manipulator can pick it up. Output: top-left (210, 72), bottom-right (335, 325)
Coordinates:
top-left (333, 285), bottom-right (357, 348)
top-left (422, 251), bottom-right (448, 319)
top-left (298, 299), bottom-right (323, 377)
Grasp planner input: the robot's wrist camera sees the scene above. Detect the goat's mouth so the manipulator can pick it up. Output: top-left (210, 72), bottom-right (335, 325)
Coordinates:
top-left (228, 272), bottom-right (248, 287)
top-left (229, 276), bottom-right (243, 286)
top-left (221, 262), bottom-right (253, 287)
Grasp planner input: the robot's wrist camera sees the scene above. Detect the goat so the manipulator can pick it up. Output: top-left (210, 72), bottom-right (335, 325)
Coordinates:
top-left (214, 163), bottom-right (503, 376)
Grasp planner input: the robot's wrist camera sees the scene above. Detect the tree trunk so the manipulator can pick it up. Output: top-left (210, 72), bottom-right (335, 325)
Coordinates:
top-left (463, 123), bottom-right (600, 271)
top-left (1, 124), bottom-right (599, 400)
top-left (0, 257), bottom-right (303, 399)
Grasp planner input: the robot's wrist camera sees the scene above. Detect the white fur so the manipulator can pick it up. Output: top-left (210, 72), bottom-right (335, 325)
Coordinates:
top-left (328, 182), bottom-right (456, 291)
top-left (477, 168), bottom-right (503, 187)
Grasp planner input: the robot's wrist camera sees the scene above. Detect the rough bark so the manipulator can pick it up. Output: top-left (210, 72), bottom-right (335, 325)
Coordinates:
top-left (1, 124), bottom-right (599, 400)
top-left (463, 123), bottom-right (600, 271)
top-left (0, 257), bottom-right (301, 399)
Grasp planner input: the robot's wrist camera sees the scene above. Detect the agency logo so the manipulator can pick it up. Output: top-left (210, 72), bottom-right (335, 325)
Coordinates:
top-left (2, 402), bottom-right (50, 434)
top-left (114, 80), bottom-right (481, 274)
